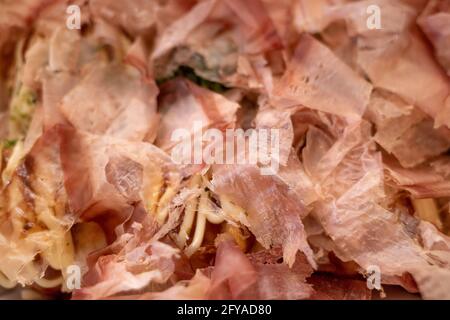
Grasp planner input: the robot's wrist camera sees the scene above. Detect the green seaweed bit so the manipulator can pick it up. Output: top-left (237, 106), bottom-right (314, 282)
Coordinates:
top-left (2, 139), bottom-right (18, 149)
top-left (9, 85), bottom-right (37, 137)
top-left (156, 66), bottom-right (229, 93)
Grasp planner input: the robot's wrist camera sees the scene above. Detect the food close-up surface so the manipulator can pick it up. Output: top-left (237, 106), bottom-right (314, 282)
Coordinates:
top-left (0, 0), bottom-right (450, 300)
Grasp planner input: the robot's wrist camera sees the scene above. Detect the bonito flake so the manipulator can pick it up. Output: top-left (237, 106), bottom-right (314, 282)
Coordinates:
top-left (1, 0), bottom-right (450, 301)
